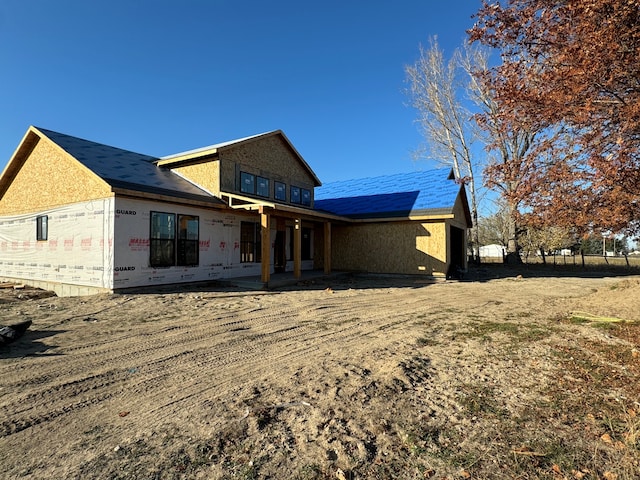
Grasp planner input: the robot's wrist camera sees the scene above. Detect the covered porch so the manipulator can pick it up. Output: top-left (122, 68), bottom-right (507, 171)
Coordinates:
top-left (221, 192), bottom-right (348, 284)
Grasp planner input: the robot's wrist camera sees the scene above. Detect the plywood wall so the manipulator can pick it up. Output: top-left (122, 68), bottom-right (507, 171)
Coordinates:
top-left (219, 135), bottom-right (316, 194)
top-left (0, 136), bottom-right (112, 215)
top-left (173, 161), bottom-right (220, 196)
top-left (330, 220), bottom-right (449, 276)
top-left (451, 194), bottom-right (471, 230)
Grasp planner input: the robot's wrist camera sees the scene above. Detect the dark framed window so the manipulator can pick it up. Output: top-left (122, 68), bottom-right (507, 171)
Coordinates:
top-left (301, 188), bottom-right (311, 206)
top-left (256, 176), bottom-right (270, 197)
top-left (36, 215), bottom-right (48, 241)
top-left (302, 227), bottom-right (312, 260)
top-left (177, 214), bottom-right (199, 266)
top-left (240, 222), bottom-right (261, 263)
top-left (289, 226), bottom-right (313, 260)
top-left (150, 212), bottom-right (175, 267)
top-left (290, 186), bottom-right (301, 204)
top-left (274, 181), bottom-right (287, 202)
top-left (240, 172), bottom-right (255, 194)
top-left (151, 212), bottom-right (200, 267)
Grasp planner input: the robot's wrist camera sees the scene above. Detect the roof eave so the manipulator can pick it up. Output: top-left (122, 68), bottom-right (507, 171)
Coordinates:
top-left (219, 190), bottom-right (350, 222)
top-left (108, 179), bottom-right (225, 207)
top-left (335, 208), bottom-right (456, 222)
top-left (155, 149), bottom-right (219, 167)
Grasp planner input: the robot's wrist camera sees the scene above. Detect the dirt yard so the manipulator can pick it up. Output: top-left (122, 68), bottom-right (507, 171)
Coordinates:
top-left (1, 267), bottom-right (639, 479)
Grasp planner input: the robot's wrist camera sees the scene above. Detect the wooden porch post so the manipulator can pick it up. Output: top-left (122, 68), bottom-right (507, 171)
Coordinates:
top-left (324, 221), bottom-right (332, 274)
top-left (293, 218), bottom-right (302, 278)
top-left (260, 210), bottom-right (270, 284)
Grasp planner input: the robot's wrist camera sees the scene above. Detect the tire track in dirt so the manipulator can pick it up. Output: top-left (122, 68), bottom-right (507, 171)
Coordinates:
top-left (0, 284), bottom-right (462, 443)
top-left (1, 275), bottom-right (631, 479)
top-left (127, 293), bottom-right (442, 426)
top-left (0, 295), bottom-right (341, 437)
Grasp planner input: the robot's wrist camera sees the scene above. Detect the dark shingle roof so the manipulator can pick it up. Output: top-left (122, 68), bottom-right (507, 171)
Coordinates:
top-left (314, 169), bottom-right (461, 218)
top-left (37, 128), bottom-right (223, 204)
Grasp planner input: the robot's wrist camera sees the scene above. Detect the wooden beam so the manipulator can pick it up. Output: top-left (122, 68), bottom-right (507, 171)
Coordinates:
top-left (261, 211), bottom-right (270, 284)
top-left (293, 218), bottom-right (302, 278)
top-left (324, 221), bottom-right (332, 274)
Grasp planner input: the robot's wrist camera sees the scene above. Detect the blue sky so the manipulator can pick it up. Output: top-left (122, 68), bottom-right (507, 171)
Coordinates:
top-left (0, 1), bottom-right (480, 183)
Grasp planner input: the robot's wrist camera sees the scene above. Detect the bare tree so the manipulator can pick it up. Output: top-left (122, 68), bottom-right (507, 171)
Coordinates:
top-left (477, 206), bottom-right (511, 248)
top-left (405, 37), bottom-right (482, 261)
top-left (459, 45), bottom-right (542, 264)
top-left (407, 38), bottom-right (545, 264)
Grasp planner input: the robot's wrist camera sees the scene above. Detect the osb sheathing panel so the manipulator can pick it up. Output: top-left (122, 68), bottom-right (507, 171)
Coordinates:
top-left (451, 194), bottom-right (471, 229)
top-left (219, 135), bottom-right (316, 194)
top-left (331, 220), bottom-right (449, 276)
top-left (173, 161), bottom-right (220, 196)
top-left (0, 137), bottom-right (111, 215)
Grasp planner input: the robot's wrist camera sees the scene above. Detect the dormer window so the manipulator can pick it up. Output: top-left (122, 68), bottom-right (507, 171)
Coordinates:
top-left (291, 186), bottom-right (301, 204)
top-left (240, 172), bottom-right (255, 194)
top-left (275, 181), bottom-right (286, 201)
top-left (301, 188), bottom-right (311, 206)
top-left (256, 176), bottom-right (270, 197)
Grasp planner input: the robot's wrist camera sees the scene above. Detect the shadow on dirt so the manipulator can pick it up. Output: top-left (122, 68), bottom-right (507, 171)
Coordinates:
top-left (465, 262), bottom-right (640, 282)
top-left (0, 329), bottom-right (65, 358)
top-left (113, 264), bottom-right (640, 298)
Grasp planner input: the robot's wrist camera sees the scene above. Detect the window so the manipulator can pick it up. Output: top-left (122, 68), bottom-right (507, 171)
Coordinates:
top-left (150, 212), bottom-right (176, 267)
top-left (256, 176), bottom-right (270, 197)
top-left (240, 222), bottom-right (261, 263)
top-left (274, 181), bottom-right (286, 202)
top-left (240, 172), bottom-right (255, 194)
top-left (36, 215), bottom-right (48, 241)
top-left (150, 212), bottom-right (199, 267)
top-left (290, 186), bottom-right (301, 204)
top-left (289, 226), bottom-right (312, 260)
top-left (177, 215), bottom-right (199, 266)
top-left (301, 188), bottom-right (311, 206)
top-left (302, 227), bottom-right (312, 260)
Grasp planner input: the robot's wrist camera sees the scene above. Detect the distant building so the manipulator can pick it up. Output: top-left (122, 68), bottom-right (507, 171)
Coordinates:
top-left (479, 244), bottom-right (505, 258)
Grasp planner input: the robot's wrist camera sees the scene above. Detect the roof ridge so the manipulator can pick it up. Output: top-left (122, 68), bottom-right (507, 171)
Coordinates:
top-left (34, 127), bottom-right (157, 161)
top-left (160, 130), bottom-right (279, 160)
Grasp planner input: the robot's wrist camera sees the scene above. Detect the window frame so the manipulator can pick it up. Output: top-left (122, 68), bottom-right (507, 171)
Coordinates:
top-left (256, 176), bottom-right (270, 198)
top-left (36, 215), bottom-right (48, 241)
top-left (149, 211), bottom-right (200, 268)
top-left (240, 171), bottom-right (256, 194)
top-left (301, 188), bottom-right (311, 206)
top-left (274, 181), bottom-right (287, 202)
top-left (150, 211), bottom-right (176, 268)
top-left (177, 214), bottom-right (199, 266)
top-left (301, 227), bottom-right (312, 260)
top-left (290, 186), bottom-right (301, 204)
top-left (240, 221), bottom-right (261, 263)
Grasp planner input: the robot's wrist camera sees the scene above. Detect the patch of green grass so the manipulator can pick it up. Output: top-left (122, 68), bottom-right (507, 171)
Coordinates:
top-left (457, 383), bottom-right (510, 418)
top-left (569, 315), bottom-right (590, 324)
top-left (459, 320), bottom-right (551, 343)
top-left (591, 322), bottom-right (617, 331)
